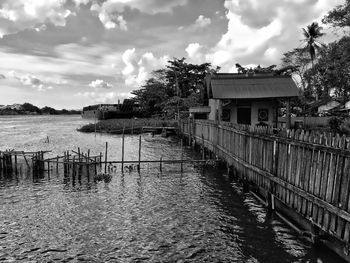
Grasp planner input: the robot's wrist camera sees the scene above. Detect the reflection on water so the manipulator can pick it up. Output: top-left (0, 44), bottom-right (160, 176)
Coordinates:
top-left (0, 116), bottom-right (345, 262)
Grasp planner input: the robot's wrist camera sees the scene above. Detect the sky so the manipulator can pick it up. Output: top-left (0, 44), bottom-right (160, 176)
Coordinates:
top-left (0, 0), bottom-right (344, 109)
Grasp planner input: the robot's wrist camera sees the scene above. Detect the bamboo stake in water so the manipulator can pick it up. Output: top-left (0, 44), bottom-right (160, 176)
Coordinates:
top-left (202, 134), bottom-right (205, 160)
top-left (138, 135), bottom-right (141, 171)
top-left (56, 155), bottom-right (59, 173)
top-left (181, 139), bottom-right (183, 172)
top-left (160, 157), bottom-right (162, 172)
top-left (104, 142), bottom-right (108, 173)
top-left (121, 129), bottom-right (125, 172)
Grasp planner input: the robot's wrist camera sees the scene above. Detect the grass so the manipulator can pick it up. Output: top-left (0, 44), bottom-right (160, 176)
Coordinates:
top-left (78, 118), bottom-right (178, 134)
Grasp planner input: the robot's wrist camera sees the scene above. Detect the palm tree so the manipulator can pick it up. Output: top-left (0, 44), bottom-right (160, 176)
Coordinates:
top-left (302, 22), bottom-right (324, 100)
top-left (302, 22), bottom-right (325, 65)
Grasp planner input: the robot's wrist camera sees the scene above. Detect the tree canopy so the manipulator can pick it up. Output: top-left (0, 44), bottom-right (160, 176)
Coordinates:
top-left (131, 58), bottom-right (219, 118)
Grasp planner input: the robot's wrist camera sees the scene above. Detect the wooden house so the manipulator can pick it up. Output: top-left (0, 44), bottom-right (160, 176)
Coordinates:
top-left (205, 73), bottom-right (299, 127)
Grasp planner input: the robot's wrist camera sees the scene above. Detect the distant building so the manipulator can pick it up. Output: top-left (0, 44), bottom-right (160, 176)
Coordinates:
top-left (205, 73), bottom-right (299, 127)
top-left (81, 100), bottom-right (142, 120)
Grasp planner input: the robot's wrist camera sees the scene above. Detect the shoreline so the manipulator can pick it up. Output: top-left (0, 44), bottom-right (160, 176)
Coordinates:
top-left (77, 118), bottom-right (178, 134)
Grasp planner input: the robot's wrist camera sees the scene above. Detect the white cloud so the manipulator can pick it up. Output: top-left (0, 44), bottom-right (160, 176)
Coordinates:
top-left (0, 0), bottom-right (74, 36)
top-left (89, 79), bottom-right (113, 89)
top-left (121, 48), bottom-right (169, 87)
top-left (194, 0), bottom-right (344, 71)
top-left (7, 70), bottom-right (54, 91)
top-left (75, 91), bottom-right (131, 103)
top-left (186, 43), bottom-right (207, 63)
top-left (194, 15), bottom-right (211, 28)
top-left (95, 5), bottom-right (128, 31)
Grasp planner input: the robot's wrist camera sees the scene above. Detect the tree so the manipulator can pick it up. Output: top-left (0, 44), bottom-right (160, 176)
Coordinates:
top-left (131, 58), bottom-right (219, 118)
top-left (308, 36), bottom-right (350, 100)
top-left (21, 103), bottom-right (41, 113)
top-left (302, 22), bottom-right (325, 67)
top-left (323, 0), bottom-right (350, 29)
top-left (281, 48), bottom-right (312, 98)
top-left (301, 22), bottom-right (325, 101)
top-left (41, 106), bottom-right (57, 115)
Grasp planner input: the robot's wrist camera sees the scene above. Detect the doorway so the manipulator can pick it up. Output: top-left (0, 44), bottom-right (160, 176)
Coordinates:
top-left (237, 107), bottom-right (251, 125)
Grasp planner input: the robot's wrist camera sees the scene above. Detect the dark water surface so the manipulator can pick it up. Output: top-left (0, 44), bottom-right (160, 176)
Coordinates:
top-left (0, 116), bottom-right (344, 262)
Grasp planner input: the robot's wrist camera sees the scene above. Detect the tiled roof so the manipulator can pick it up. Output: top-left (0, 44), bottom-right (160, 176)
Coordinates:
top-left (206, 73), bottom-right (300, 99)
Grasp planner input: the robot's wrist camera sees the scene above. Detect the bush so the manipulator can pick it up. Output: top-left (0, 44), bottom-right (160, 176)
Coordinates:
top-left (340, 118), bottom-right (350, 135)
top-left (329, 117), bottom-right (343, 131)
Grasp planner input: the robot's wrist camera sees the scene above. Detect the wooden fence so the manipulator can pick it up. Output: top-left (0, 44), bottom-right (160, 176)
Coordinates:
top-left (180, 119), bottom-right (350, 252)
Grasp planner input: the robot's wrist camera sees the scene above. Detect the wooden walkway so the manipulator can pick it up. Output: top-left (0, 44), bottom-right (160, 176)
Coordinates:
top-left (180, 119), bottom-right (350, 261)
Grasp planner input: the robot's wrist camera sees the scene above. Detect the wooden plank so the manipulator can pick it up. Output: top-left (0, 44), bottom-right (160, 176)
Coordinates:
top-left (329, 135), bottom-right (342, 234)
top-left (335, 136), bottom-right (347, 239)
top-left (215, 143), bottom-right (350, 223)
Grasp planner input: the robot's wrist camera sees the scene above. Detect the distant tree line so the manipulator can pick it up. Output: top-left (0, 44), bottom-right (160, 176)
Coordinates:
top-left (0, 103), bottom-right (80, 115)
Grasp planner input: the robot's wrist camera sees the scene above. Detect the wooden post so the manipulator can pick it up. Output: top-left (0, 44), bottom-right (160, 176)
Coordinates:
top-left (131, 118), bottom-right (134, 135)
top-left (122, 129), bottom-right (125, 172)
top-left (181, 139), bottom-right (184, 172)
top-left (202, 134), bottom-right (205, 160)
top-left (78, 147), bottom-right (81, 162)
top-left (56, 156), bottom-right (59, 173)
top-left (104, 142), bottom-right (108, 173)
top-left (138, 135), bottom-right (141, 172)
top-left (67, 151), bottom-right (70, 175)
top-left (87, 150), bottom-right (90, 178)
top-left (160, 157), bottom-right (162, 172)
top-left (99, 152), bottom-right (102, 169)
top-left (14, 154), bottom-right (17, 174)
top-left (286, 98), bottom-right (291, 129)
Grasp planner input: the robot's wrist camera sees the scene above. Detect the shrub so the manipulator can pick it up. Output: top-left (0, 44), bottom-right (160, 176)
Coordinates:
top-left (328, 117), bottom-right (343, 131)
top-left (340, 118), bottom-right (350, 135)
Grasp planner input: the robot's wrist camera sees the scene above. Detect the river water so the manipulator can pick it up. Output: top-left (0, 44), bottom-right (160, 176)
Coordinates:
top-left (0, 115), bottom-right (344, 262)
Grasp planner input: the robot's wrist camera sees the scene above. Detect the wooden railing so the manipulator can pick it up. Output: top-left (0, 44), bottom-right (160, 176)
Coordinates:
top-left (180, 119), bottom-right (350, 246)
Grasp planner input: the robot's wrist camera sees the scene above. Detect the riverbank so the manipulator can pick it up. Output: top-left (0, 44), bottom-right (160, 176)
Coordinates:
top-left (77, 118), bottom-right (178, 134)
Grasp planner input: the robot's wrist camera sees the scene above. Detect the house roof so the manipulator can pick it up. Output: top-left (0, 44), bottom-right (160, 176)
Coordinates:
top-left (206, 73), bottom-right (299, 99)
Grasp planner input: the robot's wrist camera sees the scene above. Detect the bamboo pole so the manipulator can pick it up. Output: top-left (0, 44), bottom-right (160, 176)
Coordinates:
top-left (160, 157), bottom-right (162, 172)
top-left (181, 139), bottom-right (184, 172)
top-left (138, 135), bottom-right (141, 171)
top-left (104, 142), bottom-right (108, 173)
top-left (122, 129), bottom-right (125, 172)
top-left (99, 152), bottom-right (102, 169)
top-left (202, 134), bottom-right (205, 160)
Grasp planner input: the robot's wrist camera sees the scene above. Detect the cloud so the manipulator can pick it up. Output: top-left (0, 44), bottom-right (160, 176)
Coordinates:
top-left (92, 4), bottom-right (128, 31)
top-left (0, 73), bottom-right (5, 79)
top-left (190, 0), bottom-right (344, 71)
top-left (75, 91), bottom-right (131, 103)
top-left (186, 43), bottom-right (207, 63)
top-left (89, 79), bottom-right (113, 89)
top-left (194, 15), bottom-right (211, 28)
top-left (0, 0), bottom-right (74, 36)
top-left (90, 0), bottom-right (188, 30)
top-left (121, 48), bottom-right (169, 87)
top-left (8, 70), bottom-right (53, 91)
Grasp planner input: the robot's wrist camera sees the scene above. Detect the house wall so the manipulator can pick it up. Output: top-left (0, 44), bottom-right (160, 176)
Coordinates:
top-left (251, 101), bottom-right (275, 126)
top-left (209, 99), bottom-right (276, 126)
top-left (208, 99), bottom-right (219, 121)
